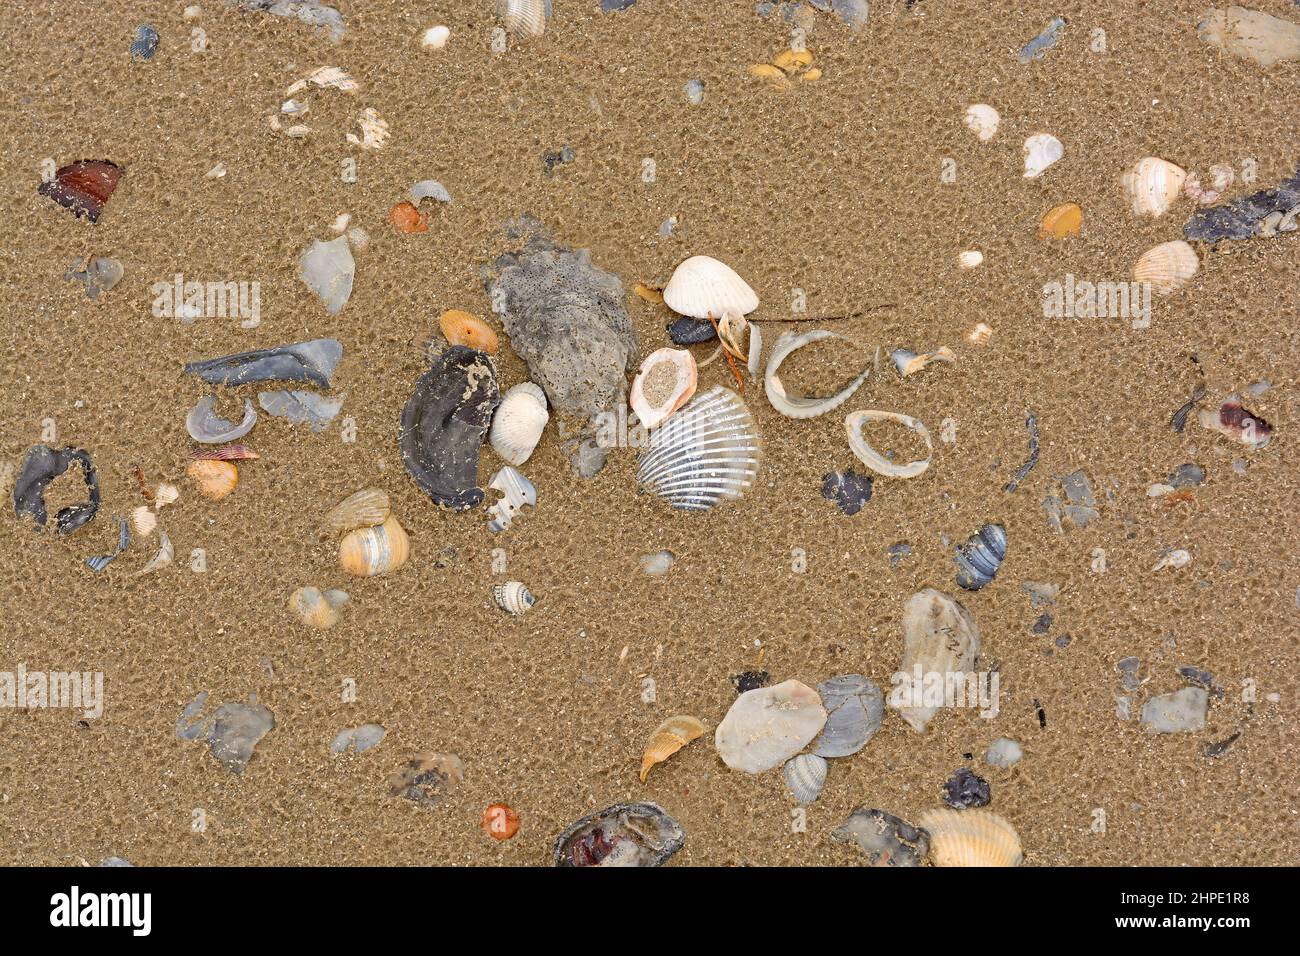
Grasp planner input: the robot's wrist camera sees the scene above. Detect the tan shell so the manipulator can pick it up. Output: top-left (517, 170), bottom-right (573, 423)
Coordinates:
top-left (967, 323), bottom-right (994, 345)
top-left (327, 488), bottom-right (391, 534)
top-left (917, 808), bottom-right (1024, 867)
top-left (630, 348), bottom-right (698, 430)
top-left (498, 0), bottom-right (546, 38)
top-left (890, 588), bottom-right (981, 733)
top-left (1133, 240), bottom-right (1199, 294)
top-left (289, 586), bottom-right (350, 629)
top-left (130, 505), bottom-right (157, 537)
top-left (1121, 157), bottom-right (1187, 217)
top-left (186, 459), bottom-right (237, 500)
top-left (639, 715), bottom-right (706, 783)
top-left (338, 515), bottom-right (409, 577)
top-left (663, 255), bottom-right (759, 319)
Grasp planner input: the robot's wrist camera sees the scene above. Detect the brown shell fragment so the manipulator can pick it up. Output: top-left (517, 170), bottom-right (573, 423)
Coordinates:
top-left (639, 715), bottom-right (706, 783)
top-left (190, 444), bottom-right (260, 461)
top-left (38, 160), bottom-right (123, 222)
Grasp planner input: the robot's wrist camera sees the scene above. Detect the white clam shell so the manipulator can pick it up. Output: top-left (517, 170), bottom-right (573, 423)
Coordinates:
top-left (783, 753), bottom-right (828, 805)
top-left (186, 395), bottom-right (257, 444)
top-left (1022, 133), bottom-right (1063, 178)
top-left (845, 410), bottom-right (933, 479)
top-left (918, 808), bottom-right (1024, 867)
top-left (958, 250), bottom-right (984, 269)
top-left (662, 255), bottom-right (759, 319)
top-left (765, 330), bottom-right (871, 419)
top-left (490, 382), bottom-right (549, 466)
top-left (1121, 157), bottom-right (1187, 217)
top-left (715, 679), bottom-right (828, 774)
top-left (636, 386), bottom-right (761, 511)
top-left (1133, 240), bottom-right (1199, 294)
top-left (498, 0), bottom-right (548, 38)
top-left (963, 103), bottom-right (999, 142)
top-left (630, 348), bottom-right (697, 430)
top-left (486, 466), bottom-right (537, 533)
top-left (890, 589), bottom-right (981, 733)
top-left (494, 580), bottom-right (536, 616)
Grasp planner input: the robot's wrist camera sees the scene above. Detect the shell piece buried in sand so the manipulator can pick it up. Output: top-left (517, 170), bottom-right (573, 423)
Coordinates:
top-left (138, 530), bottom-right (173, 575)
top-left (298, 236), bottom-right (355, 314)
top-left (38, 160), bottom-right (123, 222)
top-left (1122, 157), bottom-right (1187, 218)
top-left (186, 459), bottom-right (238, 501)
top-left (845, 410), bottom-right (933, 479)
top-left (1022, 133), bottom-right (1063, 178)
top-left (639, 715), bottom-right (706, 783)
top-left (1134, 240), bottom-right (1199, 294)
top-left (955, 521), bottom-right (1008, 590)
top-left (553, 802), bottom-right (685, 867)
top-left (326, 487), bottom-right (390, 534)
top-left (1198, 5), bottom-right (1300, 68)
top-left (766, 330), bottom-right (871, 419)
top-left (184, 338), bottom-right (343, 389)
top-left (490, 382), bottom-right (548, 466)
top-left (493, 581), bottom-right (535, 616)
top-left (636, 386), bottom-right (761, 511)
top-left (831, 808), bottom-right (931, 867)
top-left (65, 256), bottom-right (124, 299)
top-left (258, 390), bottom-right (344, 431)
top-left (918, 808), bottom-right (1024, 867)
top-left (1038, 202), bottom-right (1082, 239)
top-left (890, 347), bottom-right (955, 379)
top-left (422, 25), bottom-right (451, 49)
top-left (1198, 395), bottom-right (1272, 449)
top-left (630, 348), bottom-right (697, 430)
top-left (410, 179), bottom-right (451, 204)
top-left (783, 753), bottom-right (828, 805)
top-left (891, 589), bottom-right (981, 733)
top-left (289, 586), bottom-right (350, 629)
top-left (963, 104), bottom-right (999, 142)
top-left (486, 466), bottom-right (536, 533)
top-left (440, 310), bottom-right (498, 353)
top-left (498, 0), bottom-right (549, 38)
top-left (338, 515), bottom-right (409, 577)
top-left (714, 679), bottom-right (827, 774)
top-left (186, 396), bottom-right (257, 444)
top-left (662, 255), bottom-right (759, 319)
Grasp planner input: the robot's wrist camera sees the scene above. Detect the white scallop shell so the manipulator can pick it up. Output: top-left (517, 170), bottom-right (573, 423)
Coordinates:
top-left (958, 250), bottom-right (984, 269)
top-left (498, 0), bottom-right (548, 38)
top-left (186, 396), bottom-right (257, 444)
top-left (490, 382), bottom-right (549, 466)
top-left (765, 330), bottom-right (871, 419)
top-left (630, 348), bottom-right (697, 430)
top-left (494, 581), bottom-right (536, 616)
top-left (662, 255), bottom-right (759, 319)
top-left (1134, 240), bottom-right (1199, 294)
top-left (845, 410), bottom-right (933, 479)
top-left (890, 589), bottom-right (981, 733)
top-left (918, 808), bottom-right (1024, 867)
top-left (130, 505), bottom-right (157, 537)
top-left (1121, 157), bottom-right (1187, 217)
top-left (783, 753), bottom-right (828, 805)
top-left (1022, 133), bottom-right (1063, 178)
top-left (636, 386), bottom-right (761, 512)
top-left (963, 104), bottom-right (999, 142)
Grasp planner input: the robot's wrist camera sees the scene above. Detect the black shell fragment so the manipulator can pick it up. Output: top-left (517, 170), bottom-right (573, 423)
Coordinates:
top-left (821, 468), bottom-right (874, 515)
top-left (184, 338), bottom-right (343, 389)
top-left (13, 444), bottom-right (100, 534)
top-left (955, 522), bottom-right (1007, 591)
top-left (943, 768), bottom-right (991, 809)
top-left (667, 316), bottom-right (717, 345)
top-left (553, 802), bottom-right (685, 867)
top-left (1184, 164), bottom-right (1300, 243)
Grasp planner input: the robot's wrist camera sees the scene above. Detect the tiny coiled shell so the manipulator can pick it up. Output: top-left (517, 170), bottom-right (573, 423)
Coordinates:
top-left (186, 459), bottom-right (238, 500)
top-left (783, 753), bottom-right (828, 805)
top-left (130, 505), bottom-right (157, 537)
top-left (1022, 133), bottom-right (1063, 178)
top-left (498, 0), bottom-right (548, 38)
top-left (639, 715), bottom-right (706, 783)
top-left (662, 255), bottom-right (759, 319)
top-left (963, 103), bottom-right (999, 142)
top-left (917, 808), bottom-right (1024, 867)
top-left (1121, 157), bottom-right (1187, 217)
top-left (338, 515), bottom-right (409, 577)
top-left (891, 588), bottom-right (981, 733)
top-left (326, 488), bottom-right (391, 534)
top-left (845, 410), bottom-right (933, 479)
top-left (490, 382), bottom-right (549, 465)
top-left (765, 330), bottom-right (871, 419)
top-left (289, 586), bottom-right (350, 629)
top-left (494, 580), bottom-right (535, 616)
top-left (636, 386), bottom-right (761, 511)
top-left (138, 530), bottom-right (173, 575)
top-left (1133, 240), bottom-right (1199, 294)
top-left (954, 521), bottom-right (1007, 590)
top-left (630, 348), bottom-right (698, 430)
top-left (186, 395), bottom-right (257, 444)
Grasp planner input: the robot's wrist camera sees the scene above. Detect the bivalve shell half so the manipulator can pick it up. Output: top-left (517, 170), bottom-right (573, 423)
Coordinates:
top-left (289, 586), bottom-right (350, 629)
top-left (186, 459), bottom-right (238, 500)
top-left (954, 521), bottom-right (1008, 590)
top-left (662, 255), bottom-right (759, 319)
top-left (917, 808), bottom-right (1024, 867)
top-left (1022, 133), bottom-right (1063, 178)
top-left (636, 386), bottom-right (761, 511)
top-left (1121, 157), bottom-right (1188, 217)
top-left (130, 505), bottom-right (157, 537)
top-left (1133, 240), bottom-right (1199, 294)
top-left (765, 330), bottom-right (871, 419)
top-left (963, 103), bottom-right (999, 142)
top-left (845, 410), bottom-right (933, 479)
top-left (498, 0), bottom-right (548, 38)
top-left (186, 395), bottom-right (257, 444)
top-left (553, 802), bottom-right (685, 867)
top-left (489, 382), bottom-right (549, 466)
top-left (338, 515), bottom-right (409, 577)
top-left (783, 753), bottom-right (828, 805)
top-left (891, 588), bottom-right (981, 733)
top-left (439, 309), bottom-right (498, 353)
top-left (715, 679), bottom-right (827, 773)
top-left (630, 348), bottom-right (697, 430)
top-left (639, 715), bottom-right (706, 783)
top-left (326, 488), bottom-right (391, 534)
top-left (494, 580), bottom-right (535, 616)
top-left (1038, 202), bottom-right (1082, 239)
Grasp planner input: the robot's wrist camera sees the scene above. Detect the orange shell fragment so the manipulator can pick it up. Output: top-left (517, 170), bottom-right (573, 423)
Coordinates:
top-left (439, 309), bottom-right (499, 353)
top-left (1038, 202), bottom-right (1082, 240)
top-left (481, 803), bottom-right (520, 841)
top-left (389, 200), bottom-right (428, 233)
top-left (639, 715), bottom-right (706, 783)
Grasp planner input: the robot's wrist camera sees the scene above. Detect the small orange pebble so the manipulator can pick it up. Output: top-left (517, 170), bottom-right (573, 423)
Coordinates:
top-left (634, 282), bottom-right (664, 304)
top-left (439, 309), bottom-right (499, 353)
top-left (481, 803), bottom-right (520, 841)
top-left (1038, 202), bottom-right (1082, 240)
top-left (389, 200), bottom-right (428, 233)
top-left (800, 67), bottom-right (823, 82)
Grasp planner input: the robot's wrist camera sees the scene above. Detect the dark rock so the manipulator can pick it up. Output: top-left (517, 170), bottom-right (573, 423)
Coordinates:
top-left (943, 768), bottom-right (991, 809)
top-left (821, 468), bottom-right (874, 515)
top-left (1031, 612), bottom-right (1053, 635)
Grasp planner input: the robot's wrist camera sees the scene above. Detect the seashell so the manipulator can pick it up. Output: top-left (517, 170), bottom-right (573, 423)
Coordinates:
top-left (917, 808), bottom-right (1024, 867)
top-left (1198, 6), bottom-right (1300, 68)
top-left (486, 466), bottom-right (536, 533)
top-left (783, 753), bottom-right (828, 805)
top-left (493, 581), bottom-right (536, 616)
top-left (667, 316), bottom-right (716, 346)
top-left (338, 515), bottom-right (409, 577)
top-left (1022, 133), bottom-right (1063, 178)
top-left (298, 237), bottom-right (355, 314)
top-left (765, 330), bottom-right (871, 419)
top-left (639, 715), bottom-right (706, 783)
top-left (963, 104), bottom-right (999, 142)
top-left (388, 752), bottom-right (464, 806)
top-left (630, 348), bottom-right (698, 430)
top-left (639, 550), bottom-right (676, 576)
top-left (954, 521), bottom-right (1007, 590)
top-left (772, 48), bottom-right (814, 74)
top-left (439, 310), bottom-right (498, 353)
top-left (190, 445), bottom-right (258, 461)
top-left (482, 803), bottom-right (521, 841)
top-left (64, 256), bottom-right (124, 299)
top-left (154, 483), bottom-right (180, 506)
top-left (800, 67), bottom-right (823, 82)
top-left (498, 0), bottom-right (548, 38)
top-left (812, 674), bottom-right (884, 757)
top-left (1152, 548), bottom-right (1192, 571)
top-left (845, 410), bottom-right (933, 479)
top-left (1133, 239), bottom-right (1199, 294)
top-left (553, 802), bottom-right (685, 867)
top-left (410, 179), bottom-right (451, 204)
top-left (185, 338), bottom-right (343, 389)
top-left (346, 108), bottom-right (390, 150)
top-left (1197, 395), bottom-right (1271, 448)
top-left (748, 63), bottom-right (792, 89)
top-left (821, 468), bottom-right (873, 516)
top-left (831, 808), bottom-right (930, 866)
top-left (86, 517), bottom-right (130, 572)
top-left (13, 445), bottom-right (100, 535)
top-left (662, 255), bottom-right (759, 319)
top-left (130, 505), bottom-right (156, 537)
top-left (890, 346), bottom-right (955, 378)
top-left (289, 585), bottom-right (350, 629)
top-left (1018, 15), bottom-right (1066, 63)
top-left (715, 679), bottom-right (827, 773)
top-left (258, 389), bottom-right (344, 431)
top-left (891, 588), bottom-right (981, 733)
top-left (330, 723), bottom-right (386, 754)
top-left (38, 159), bottom-right (123, 222)
top-left (281, 98), bottom-right (309, 115)
top-left (292, 66), bottom-right (358, 93)
top-left (636, 386), bottom-right (761, 511)
top-left (326, 488), bottom-right (390, 534)
top-left (138, 530), bottom-right (173, 575)
top-left (185, 459), bottom-right (237, 500)
top-left (1121, 157), bottom-right (1187, 217)
top-left (967, 322), bottom-right (993, 345)
top-left (717, 311), bottom-right (762, 379)
top-left (186, 395), bottom-right (257, 444)
top-left (390, 200), bottom-right (427, 233)
top-left (490, 382), bottom-right (548, 465)
top-left (1208, 163), bottom-right (1235, 193)
top-left (633, 282), bottom-right (664, 304)
top-left (958, 250), bottom-right (984, 269)
top-left (1038, 201), bottom-right (1082, 239)
top-left (421, 25), bottom-right (451, 49)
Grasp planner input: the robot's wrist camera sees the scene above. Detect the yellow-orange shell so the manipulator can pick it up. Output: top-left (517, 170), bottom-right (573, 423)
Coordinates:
top-left (639, 715), bottom-right (706, 783)
top-left (338, 515), bottom-right (410, 577)
top-left (918, 808), bottom-right (1024, 867)
top-left (1038, 202), bottom-right (1082, 239)
top-left (186, 459), bottom-right (238, 500)
top-left (439, 310), bottom-right (499, 353)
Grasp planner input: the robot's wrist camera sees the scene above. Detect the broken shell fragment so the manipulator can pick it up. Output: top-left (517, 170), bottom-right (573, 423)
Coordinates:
top-left (38, 160), bottom-right (123, 222)
top-left (1198, 5), bottom-right (1300, 68)
top-left (326, 488), bottom-right (390, 534)
top-left (715, 679), bottom-right (827, 773)
top-left (783, 753), bottom-right (828, 805)
top-left (86, 517), bottom-right (130, 572)
top-left (639, 715), bottom-right (706, 783)
top-left (138, 530), bottom-right (173, 575)
top-left (258, 390), bottom-right (344, 431)
top-left (65, 256), bottom-right (124, 298)
top-left (765, 330), bottom-right (871, 419)
top-left (1121, 157), bottom-right (1187, 218)
top-left (772, 47), bottom-right (814, 74)
top-left (890, 346), bottom-right (955, 378)
top-left (493, 581), bottom-right (535, 616)
top-left (954, 522), bottom-right (1008, 590)
top-left (1198, 395), bottom-right (1271, 448)
top-left (186, 396), bottom-right (257, 444)
top-left (346, 108), bottom-right (390, 149)
top-left (967, 322), bottom-right (993, 345)
top-left (422, 25), bottom-right (451, 49)
top-left (891, 589), bottom-right (981, 733)
top-left (130, 505), bottom-right (156, 537)
top-left (1038, 202), bottom-right (1082, 239)
top-left (917, 808), bottom-right (1024, 867)
top-left (553, 802), bottom-right (685, 867)
top-left (1133, 239), bottom-right (1199, 294)
top-left (289, 586), bottom-right (350, 629)
top-left (662, 255), bottom-right (759, 319)
top-left (482, 803), bottom-right (520, 840)
top-left (844, 410), bottom-right (933, 479)
top-left (1022, 133), bottom-right (1063, 178)
top-left (812, 674), bottom-right (884, 757)
top-left (439, 310), bottom-right (498, 353)
top-left (489, 382), bottom-right (548, 466)
top-left (185, 338), bottom-right (343, 389)
top-left (186, 459), bottom-right (238, 501)
top-left (630, 348), bottom-right (698, 430)
top-left (498, 0), bottom-right (549, 38)
top-left (338, 515), bottom-right (409, 576)
top-left (410, 179), bottom-right (451, 204)
top-left (389, 201), bottom-right (428, 233)
top-left (963, 104), bottom-right (999, 142)
top-left (831, 808), bottom-right (930, 866)
top-left (190, 445), bottom-right (258, 461)
top-left (1152, 548), bottom-right (1192, 571)
top-left (486, 466), bottom-right (536, 533)
top-left (13, 445), bottom-right (100, 534)
top-left (749, 63), bottom-right (792, 89)
top-left (299, 236), bottom-right (355, 314)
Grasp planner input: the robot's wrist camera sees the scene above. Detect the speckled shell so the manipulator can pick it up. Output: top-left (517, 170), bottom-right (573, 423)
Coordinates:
top-left (338, 515), bottom-right (409, 577)
top-left (918, 808), bottom-right (1024, 867)
top-left (639, 715), bottom-right (706, 783)
top-left (891, 588), bottom-right (981, 733)
top-left (636, 387), bottom-right (761, 511)
top-left (783, 753), bottom-right (828, 805)
top-left (662, 255), bottom-right (759, 319)
top-left (493, 580), bottom-right (535, 616)
top-left (326, 488), bottom-right (391, 534)
top-left (489, 382), bottom-right (549, 466)
top-left (1121, 157), bottom-right (1187, 217)
top-left (963, 103), bottom-right (999, 142)
top-left (1133, 240), bottom-right (1199, 294)
top-left (185, 459), bottom-right (237, 500)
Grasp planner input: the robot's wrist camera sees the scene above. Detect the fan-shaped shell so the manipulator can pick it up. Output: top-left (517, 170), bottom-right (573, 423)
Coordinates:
top-left (1121, 157), bottom-right (1187, 217)
top-left (498, 0), bottom-right (548, 38)
top-left (326, 488), bottom-right (391, 534)
top-left (186, 396), bottom-right (257, 444)
top-left (289, 586), bottom-right (350, 629)
top-left (494, 580), bottom-right (535, 616)
top-left (630, 348), bottom-right (698, 430)
top-left (639, 715), bottom-right (706, 783)
top-left (845, 410), bottom-right (933, 479)
top-left (439, 309), bottom-right (498, 352)
top-left (1022, 133), bottom-right (1063, 178)
top-left (917, 808), bottom-right (1024, 867)
top-left (783, 753), bottom-right (828, 805)
top-left (186, 459), bottom-right (238, 500)
top-left (662, 255), bottom-right (759, 319)
top-left (954, 521), bottom-right (1007, 590)
top-left (1133, 240), bottom-right (1199, 294)
top-left (963, 103), bottom-right (999, 142)
top-left (891, 588), bottom-right (981, 733)
top-left (636, 386), bottom-right (761, 511)
top-left (490, 382), bottom-right (549, 465)
top-left (338, 515), bottom-right (409, 577)
top-left (765, 330), bottom-right (871, 419)
top-left (1038, 202), bottom-right (1082, 239)
top-left (130, 505), bottom-right (156, 537)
